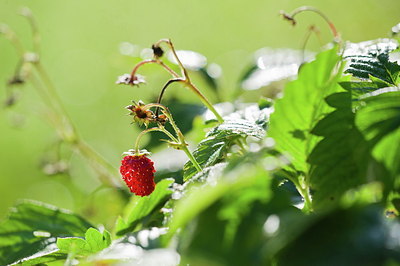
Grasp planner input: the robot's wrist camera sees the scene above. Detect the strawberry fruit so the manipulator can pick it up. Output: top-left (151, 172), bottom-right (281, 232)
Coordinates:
top-left (119, 155), bottom-right (156, 196)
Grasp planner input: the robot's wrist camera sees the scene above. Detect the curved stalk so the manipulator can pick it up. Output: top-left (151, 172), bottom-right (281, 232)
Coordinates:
top-left (154, 39), bottom-right (189, 80)
top-left (134, 127), bottom-right (179, 154)
top-left (129, 59), bottom-right (180, 81)
top-left (282, 6), bottom-right (339, 41)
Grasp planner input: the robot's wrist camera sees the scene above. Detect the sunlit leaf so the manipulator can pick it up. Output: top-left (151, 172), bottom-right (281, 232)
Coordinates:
top-left (115, 178), bottom-right (174, 236)
top-left (57, 228), bottom-right (111, 256)
top-left (165, 161), bottom-right (271, 246)
top-left (268, 46), bottom-right (342, 173)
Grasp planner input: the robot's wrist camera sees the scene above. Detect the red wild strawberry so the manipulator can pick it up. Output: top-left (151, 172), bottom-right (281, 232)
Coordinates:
top-left (119, 155), bottom-right (156, 196)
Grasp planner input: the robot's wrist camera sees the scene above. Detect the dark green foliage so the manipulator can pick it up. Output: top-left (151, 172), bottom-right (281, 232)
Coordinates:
top-left (355, 91), bottom-right (400, 189)
top-left (344, 39), bottom-right (400, 86)
top-left (275, 204), bottom-right (397, 266)
top-left (308, 92), bottom-right (374, 209)
top-left (0, 200), bottom-right (92, 265)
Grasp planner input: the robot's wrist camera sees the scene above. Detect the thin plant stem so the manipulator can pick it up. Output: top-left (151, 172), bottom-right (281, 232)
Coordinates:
top-left (155, 78), bottom-right (184, 116)
top-left (1, 27), bottom-right (120, 188)
top-left (281, 6), bottom-right (339, 41)
top-left (0, 24), bottom-right (25, 56)
top-left (19, 7), bottom-right (41, 54)
top-left (134, 127), bottom-right (179, 154)
top-left (144, 103), bottom-right (202, 172)
top-left (74, 140), bottom-right (122, 188)
top-left (129, 59), bottom-right (180, 81)
top-left (180, 144), bottom-right (202, 172)
top-left (154, 39), bottom-right (189, 80)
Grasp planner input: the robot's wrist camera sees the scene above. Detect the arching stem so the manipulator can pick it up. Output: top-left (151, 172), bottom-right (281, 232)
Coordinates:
top-left (281, 6), bottom-right (340, 41)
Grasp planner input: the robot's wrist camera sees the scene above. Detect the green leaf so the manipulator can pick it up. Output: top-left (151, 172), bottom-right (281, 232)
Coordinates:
top-left (0, 200), bottom-right (92, 265)
top-left (11, 250), bottom-right (67, 265)
top-left (307, 92), bottom-right (373, 209)
top-left (165, 160), bottom-right (271, 245)
top-left (57, 227), bottom-right (111, 256)
top-left (268, 46), bottom-right (342, 173)
top-left (355, 91), bottom-right (400, 182)
top-left (183, 114), bottom-right (267, 181)
top-left (344, 39), bottom-right (400, 86)
top-left (115, 178), bottom-right (174, 236)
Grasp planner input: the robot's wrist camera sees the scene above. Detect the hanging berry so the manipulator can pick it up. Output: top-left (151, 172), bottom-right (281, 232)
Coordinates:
top-left (119, 154), bottom-right (156, 196)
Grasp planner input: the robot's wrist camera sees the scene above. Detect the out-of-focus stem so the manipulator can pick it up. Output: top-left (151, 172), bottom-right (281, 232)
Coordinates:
top-left (1, 26), bottom-right (120, 188)
top-left (19, 7), bottom-right (41, 54)
top-left (74, 140), bottom-right (122, 188)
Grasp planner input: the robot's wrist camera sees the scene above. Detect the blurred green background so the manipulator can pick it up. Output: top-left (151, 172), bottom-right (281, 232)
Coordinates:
top-left (0, 0), bottom-right (399, 219)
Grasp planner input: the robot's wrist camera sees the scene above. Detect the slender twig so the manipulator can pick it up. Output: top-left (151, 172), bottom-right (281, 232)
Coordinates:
top-left (1, 23), bottom-right (121, 188)
top-left (155, 78), bottom-right (184, 116)
top-left (19, 7), bottom-right (41, 54)
top-left (129, 59), bottom-right (180, 82)
top-left (281, 6), bottom-right (340, 41)
top-left (134, 127), bottom-right (178, 154)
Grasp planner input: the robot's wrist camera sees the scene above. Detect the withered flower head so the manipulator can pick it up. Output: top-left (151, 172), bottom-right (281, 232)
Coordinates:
top-left (280, 11), bottom-right (296, 26)
top-left (116, 73), bottom-right (146, 86)
top-left (151, 44), bottom-right (164, 58)
top-left (125, 100), bottom-right (155, 126)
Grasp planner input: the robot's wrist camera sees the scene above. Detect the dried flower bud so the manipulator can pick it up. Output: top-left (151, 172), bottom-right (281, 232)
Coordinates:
top-left (152, 44), bottom-right (164, 58)
top-left (280, 11), bottom-right (296, 26)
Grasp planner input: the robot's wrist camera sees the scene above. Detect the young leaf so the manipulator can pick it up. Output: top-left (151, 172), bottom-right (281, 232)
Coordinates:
top-left (57, 227), bottom-right (111, 256)
top-left (115, 178), bottom-right (174, 236)
top-left (0, 200), bottom-right (92, 265)
top-left (268, 46), bottom-right (342, 173)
